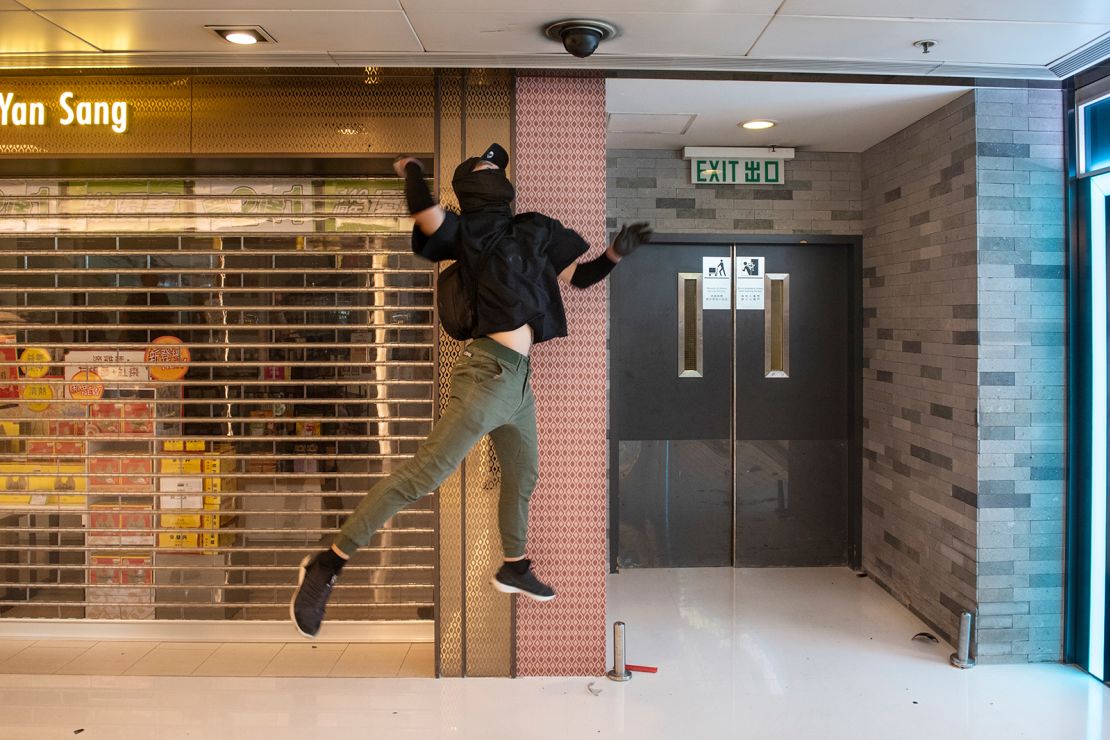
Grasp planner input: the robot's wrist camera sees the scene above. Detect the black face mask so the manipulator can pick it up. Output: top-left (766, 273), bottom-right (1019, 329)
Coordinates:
top-left (452, 157), bottom-right (515, 217)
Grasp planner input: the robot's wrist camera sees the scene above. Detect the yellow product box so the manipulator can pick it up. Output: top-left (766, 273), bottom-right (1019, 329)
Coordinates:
top-left (0, 461), bottom-right (85, 494)
top-left (0, 493), bottom-right (30, 505)
top-left (201, 530), bottom-right (235, 553)
top-left (203, 476), bottom-right (236, 494)
top-left (161, 513), bottom-right (200, 528)
top-left (160, 458), bottom-right (203, 475)
top-left (202, 456), bottom-right (236, 475)
top-left (162, 440), bottom-right (206, 453)
top-left (49, 493), bottom-right (87, 507)
top-left (0, 422), bottom-right (19, 455)
top-left (159, 531), bottom-right (199, 548)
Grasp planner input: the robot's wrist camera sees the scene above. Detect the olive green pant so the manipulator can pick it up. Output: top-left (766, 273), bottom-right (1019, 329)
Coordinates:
top-left (333, 337), bottom-right (538, 559)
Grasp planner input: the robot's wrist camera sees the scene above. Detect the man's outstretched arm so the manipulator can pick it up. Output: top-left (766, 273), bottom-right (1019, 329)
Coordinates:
top-left (394, 156), bottom-right (446, 236)
top-left (559, 222), bottom-right (652, 287)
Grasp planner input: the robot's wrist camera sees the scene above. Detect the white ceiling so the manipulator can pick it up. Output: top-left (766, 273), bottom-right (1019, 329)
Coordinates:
top-left (0, 0), bottom-right (1106, 77)
top-left (606, 79), bottom-right (971, 152)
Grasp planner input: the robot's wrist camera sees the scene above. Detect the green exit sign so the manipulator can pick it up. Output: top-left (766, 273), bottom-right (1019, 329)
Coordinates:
top-left (691, 158), bottom-right (784, 185)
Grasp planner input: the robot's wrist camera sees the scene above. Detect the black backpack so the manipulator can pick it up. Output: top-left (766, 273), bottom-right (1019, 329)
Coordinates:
top-left (437, 246), bottom-right (495, 341)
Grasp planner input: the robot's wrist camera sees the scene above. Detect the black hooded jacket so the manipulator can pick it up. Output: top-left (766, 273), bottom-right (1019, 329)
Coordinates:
top-left (410, 160), bottom-right (589, 343)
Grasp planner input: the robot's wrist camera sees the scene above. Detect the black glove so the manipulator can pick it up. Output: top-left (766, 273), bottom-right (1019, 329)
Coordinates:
top-left (611, 222), bottom-right (652, 257)
top-left (400, 160), bottom-right (435, 215)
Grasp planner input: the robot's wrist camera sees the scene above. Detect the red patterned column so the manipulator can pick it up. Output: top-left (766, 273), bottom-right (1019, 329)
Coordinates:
top-left (513, 74), bottom-right (608, 676)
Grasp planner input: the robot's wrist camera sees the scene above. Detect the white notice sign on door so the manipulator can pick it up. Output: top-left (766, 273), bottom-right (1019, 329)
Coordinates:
top-left (736, 257), bottom-right (765, 310)
top-left (702, 256), bottom-right (730, 309)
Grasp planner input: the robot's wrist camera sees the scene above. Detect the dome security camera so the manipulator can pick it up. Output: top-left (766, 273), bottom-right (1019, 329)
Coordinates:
top-left (543, 19), bottom-right (618, 59)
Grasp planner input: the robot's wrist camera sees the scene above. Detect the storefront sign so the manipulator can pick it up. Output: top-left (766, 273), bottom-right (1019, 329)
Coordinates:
top-left (0, 92), bottom-right (128, 133)
top-left (195, 180), bottom-right (312, 232)
top-left (321, 179), bottom-right (407, 232)
top-left (68, 370), bottom-right (105, 401)
top-left (146, 336), bottom-right (190, 381)
top-left (691, 158), bottom-right (784, 185)
top-left (64, 350), bottom-right (149, 384)
top-left (19, 347), bottom-right (51, 378)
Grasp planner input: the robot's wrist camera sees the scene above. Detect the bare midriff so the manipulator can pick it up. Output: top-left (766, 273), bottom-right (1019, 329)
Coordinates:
top-left (486, 324), bottom-right (533, 356)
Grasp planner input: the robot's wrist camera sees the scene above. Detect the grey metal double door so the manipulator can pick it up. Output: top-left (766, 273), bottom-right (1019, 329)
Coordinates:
top-left (610, 238), bottom-right (860, 569)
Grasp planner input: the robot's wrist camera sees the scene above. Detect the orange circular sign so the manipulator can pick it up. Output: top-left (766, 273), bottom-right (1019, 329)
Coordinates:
top-left (68, 370), bottom-right (104, 401)
top-left (145, 336), bottom-right (190, 381)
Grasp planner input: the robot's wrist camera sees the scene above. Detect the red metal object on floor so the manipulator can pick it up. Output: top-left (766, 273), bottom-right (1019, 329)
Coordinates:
top-left (626, 664), bottom-right (657, 673)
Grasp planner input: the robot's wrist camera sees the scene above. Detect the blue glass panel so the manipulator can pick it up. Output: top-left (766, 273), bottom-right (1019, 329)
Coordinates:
top-left (1085, 95), bottom-right (1110, 174)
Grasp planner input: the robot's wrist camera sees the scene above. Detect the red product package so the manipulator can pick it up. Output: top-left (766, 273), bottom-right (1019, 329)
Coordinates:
top-left (89, 402), bottom-right (122, 435)
top-left (54, 440), bottom-right (86, 457)
top-left (89, 456), bottom-right (121, 488)
top-left (119, 457), bottom-right (154, 487)
top-left (25, 440), bottom-right (55, 456)
top-left (121, 402), bottom-right (154, 435)
top-left (0, 337), bottom-right (17, 399)
top-left (50, 420), bottom-right (87, 437)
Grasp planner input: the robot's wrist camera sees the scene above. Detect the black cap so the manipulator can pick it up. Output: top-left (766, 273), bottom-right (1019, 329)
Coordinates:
top-left (479, 143), bottom-right (509, 169)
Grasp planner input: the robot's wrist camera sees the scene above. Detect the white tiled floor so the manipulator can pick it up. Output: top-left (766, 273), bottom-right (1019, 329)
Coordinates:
top-left (1, 567), bottom-right (1108, 739)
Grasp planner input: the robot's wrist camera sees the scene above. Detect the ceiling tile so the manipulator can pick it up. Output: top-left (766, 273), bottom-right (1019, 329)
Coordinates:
top-left (402, 0), bottom-right (780, 12)
top-left (606, 79), bottom-right (971, 152)
top-left (780, 0), bottom-right (1110, 25)
top-left (36, 10), bottom-right (422, 53)
top-left (23, 0), bottom-right (400, 8)
top-left (0, 10), bottom-right (99, 52)
top-left (751, 15), bottom-right (1110, 66)
top-left (405, 11), bottom-right (772, 55)
top-left (608, 113), bottom-right (696, 134)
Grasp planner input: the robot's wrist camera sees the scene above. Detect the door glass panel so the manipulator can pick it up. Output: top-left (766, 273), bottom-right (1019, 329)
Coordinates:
top-left (617, 439), bottom-right (730, 568)
top-left (735, 440), bottom-right (849, 566)
top-left (611, 244), bottom-right (731, 568)
top-left (736, 246), bottom-right (852, 567)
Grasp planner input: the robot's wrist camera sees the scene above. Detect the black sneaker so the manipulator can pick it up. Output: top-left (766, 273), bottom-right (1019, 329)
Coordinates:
top-left (290, 554), bottom-right (338, 638)
top-left (491, 559), bottom-right (556, 602)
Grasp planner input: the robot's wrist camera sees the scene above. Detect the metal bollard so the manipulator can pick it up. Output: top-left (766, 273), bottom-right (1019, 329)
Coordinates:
top-left (607, 621), bottom-right (632, 682)
top-left (949, 611), bottom-right (976, 669)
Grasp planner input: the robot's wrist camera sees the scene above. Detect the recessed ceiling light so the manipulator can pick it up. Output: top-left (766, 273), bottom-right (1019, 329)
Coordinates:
top-left (740, 120), bottom-right (776, 130)
top-left (208, 26), bottom-right (274, 45)
top-left (225, 31), bottom-right (258, 45)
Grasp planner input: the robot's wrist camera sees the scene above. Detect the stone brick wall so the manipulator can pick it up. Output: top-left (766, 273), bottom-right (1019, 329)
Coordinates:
top-left (606, 149), bottom-right (862, 236)
top-left (860, 91), bottom-right (981, 648)
top-left (973, 87), bottom-right (1066, 664)
top-left (860, 88), bottom-right (1067, 663)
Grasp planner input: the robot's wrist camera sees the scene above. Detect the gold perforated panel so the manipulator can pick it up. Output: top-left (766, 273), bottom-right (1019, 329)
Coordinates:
top-left (0, 75), bottom-right (191, 155)
top-left (435, 71), bottom-right (466, 678)
top-left (460, 69), bottom-right (513, 678)
top-left (434, 69), bottom-right (513, 678)
top-left (0, 71), bottom-right (436, 158)
top-left (191, 71), bottom-right (436, 155)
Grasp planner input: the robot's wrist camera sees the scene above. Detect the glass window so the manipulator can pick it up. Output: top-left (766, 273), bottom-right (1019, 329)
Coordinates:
top-left (1081, 93), bottom-right (1110, 175)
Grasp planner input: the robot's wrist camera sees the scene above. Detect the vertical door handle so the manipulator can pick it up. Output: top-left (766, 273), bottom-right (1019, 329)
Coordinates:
top-left (677, 272), bottom-right (703, 378)
top-left (764, 273), bottom-right (789, 378)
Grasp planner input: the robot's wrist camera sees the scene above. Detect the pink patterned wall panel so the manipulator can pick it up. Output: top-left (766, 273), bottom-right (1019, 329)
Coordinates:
top-left (513, 74), bottom-right (608, 676)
